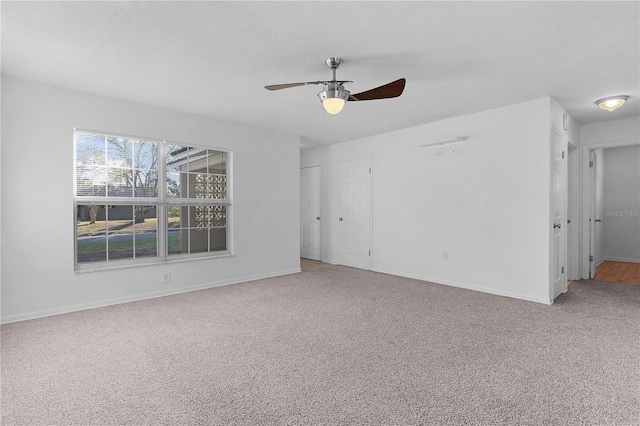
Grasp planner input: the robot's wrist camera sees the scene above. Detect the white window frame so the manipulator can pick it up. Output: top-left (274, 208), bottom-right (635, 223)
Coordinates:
top-left (73, 128), bottom-right (232, 271)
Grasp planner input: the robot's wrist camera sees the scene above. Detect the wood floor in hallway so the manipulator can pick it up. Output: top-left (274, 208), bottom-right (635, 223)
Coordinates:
top-left (594, 260), bottom-right (640, 286)
top-left (300, 258), bottom-right (333, 272)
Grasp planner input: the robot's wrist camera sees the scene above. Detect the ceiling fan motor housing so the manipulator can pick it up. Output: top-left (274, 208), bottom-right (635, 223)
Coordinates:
top-left (325, 57), bottom-right (342, 69)
top-left (318, 83), bottom-right (350, 103)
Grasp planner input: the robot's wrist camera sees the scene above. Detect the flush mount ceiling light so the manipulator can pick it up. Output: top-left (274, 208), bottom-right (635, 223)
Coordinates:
top-left (596, 95), bottom-right (629, 112)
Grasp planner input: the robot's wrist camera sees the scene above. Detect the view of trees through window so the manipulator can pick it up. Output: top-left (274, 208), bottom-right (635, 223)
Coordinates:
top-left (74, 132), bottom-right (229, 267)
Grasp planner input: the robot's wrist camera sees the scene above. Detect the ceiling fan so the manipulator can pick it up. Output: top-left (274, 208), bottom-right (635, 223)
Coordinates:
top-left (265, 57), bottom-right (406, 115)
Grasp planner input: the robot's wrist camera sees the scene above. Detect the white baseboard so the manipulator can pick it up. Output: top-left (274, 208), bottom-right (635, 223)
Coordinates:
top-left (371, 267), bottom-right (553, 305)
top-left (1, 268), bottom-right (301, 325)
top-left (604, 257), bottom-right (640, 263)
top-left (322, 258), bottom-right (338, 265)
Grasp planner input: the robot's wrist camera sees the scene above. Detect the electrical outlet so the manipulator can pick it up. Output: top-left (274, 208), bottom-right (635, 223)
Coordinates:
top-left (435, 150), bottom-right (444, 157)
top-left (162, 272), bottom-right (171, 284)
top-left (447, 148), bottom-right (458, 156)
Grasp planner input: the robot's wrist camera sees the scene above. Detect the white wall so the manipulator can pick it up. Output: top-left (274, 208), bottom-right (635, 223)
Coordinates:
top-left (602, 145), bottom-right (640, 262)
top-left (581, 117), bottom-right (640, 146)
top-left (302, 98), bottom-right (554, 304)
top-left (0, 76), bottom-right (301, 323)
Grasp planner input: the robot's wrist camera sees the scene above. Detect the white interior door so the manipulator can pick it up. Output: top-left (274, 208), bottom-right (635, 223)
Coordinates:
top-left (339, 158), bottom-right (371, 270)
top-left (551, 128), bottom-right (567, 299)
top-left (300, 166), bottom-right (322, 261)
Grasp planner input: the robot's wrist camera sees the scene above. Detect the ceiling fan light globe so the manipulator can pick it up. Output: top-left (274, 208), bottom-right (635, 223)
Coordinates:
top-left (318, 86), bottom-right (350, 115)
top-left (322, 98), bottom-right (346, 115)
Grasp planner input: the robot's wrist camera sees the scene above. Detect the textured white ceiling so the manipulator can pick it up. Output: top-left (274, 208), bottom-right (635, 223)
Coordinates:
top-left (2, 1), bottom-right (638, 147)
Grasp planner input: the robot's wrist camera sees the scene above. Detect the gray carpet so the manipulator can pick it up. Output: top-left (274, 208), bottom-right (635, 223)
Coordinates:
top-left (2, 266), bottom-right (639, 425)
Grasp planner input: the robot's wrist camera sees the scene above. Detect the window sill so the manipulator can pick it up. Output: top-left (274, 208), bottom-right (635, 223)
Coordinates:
top-left (74, 252), bottom-right (233, 274)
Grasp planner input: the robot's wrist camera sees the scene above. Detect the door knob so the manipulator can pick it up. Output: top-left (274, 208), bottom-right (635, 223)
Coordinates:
top-left (339, 217), bottom-right (343, 221)
top-left (595, 219), bottom-right (602, 223)
top-left (553, 223), bottom-right (561, 229)
top-left (316, 216), bottom-right (320, 220)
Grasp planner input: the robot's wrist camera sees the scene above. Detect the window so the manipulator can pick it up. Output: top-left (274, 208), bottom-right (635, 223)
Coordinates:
top-left (165, 144), bottom-right (229, 256)
top-left (74, 130), bottom-right (230, 270)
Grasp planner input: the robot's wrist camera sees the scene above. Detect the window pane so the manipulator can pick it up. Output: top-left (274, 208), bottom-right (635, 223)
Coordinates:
top-left (212, 205), bottom-right (227, 228)
top-left (106, 137), bottom-right (131, 164)
top-left (76, 204), bottom-right (107, 263)
top-left (168, 205), bottom-right (181, 227)
top-left (135, 231), bottom-right (157, 258)
top-left (132, 140), bottom-right (158, 198)
top-left (166, 144), bottom-right (188, 164)
top-left (168, 205), bottom-right (187, 255)
top-left (189, 229), bottom-right (208, 254)
top-left (106, 205), bottom-right (134, 260)
top-left (182, 205), bottom-right (191, 228)
top-left (107, 167), bottom-right (133, 197)
top-left (210, 206), bottom-right (227, 252)
top-left (166, 144), bottom-right (187, 198)
top-left (208, 174), bottom-right (227, 200)
top-left (167, 205), bottom-right (182, 254)
top-left (76, 134), bottom-right (107, 196)
top-left (194, 205), bottom-right (209, 229)
top-left (134, 140), bottom-right (158, 170)
top-left (105, 138), bottom-right (133, 197)
top-left (186, 173), bottom-right (197, 198)
top-left (135, 205), bottom-right (158, 258)
top-left (168, 229), bottom-right (184, 255)
top-left (206, 150), bottom-right (226, 174)
top-left (133, 168), bottom-right (158, 197)
top-left (166, 169), bottom-right (181, 198)
top-left (108, 233), bottom-right (133, 260)
top-left (210, 227), bottom-right (227, 252)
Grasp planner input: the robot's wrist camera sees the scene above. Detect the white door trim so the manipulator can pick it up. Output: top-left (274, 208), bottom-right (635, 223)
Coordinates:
top-left (567, 143), bottom-right (580, 280)
top-left (338, 157), bottom-right (372, 270)
top-left (300, 164), bottom-right (323, 261)
top-left (580, 138), bottom-right (639, 279)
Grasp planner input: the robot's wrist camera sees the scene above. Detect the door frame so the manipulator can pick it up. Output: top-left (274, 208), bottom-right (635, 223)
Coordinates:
top-left (580, 138), bottom-right (639, 279)
top-left (567, 142), bottom-right (580, 280)
top-left (338, 156), bottom-right (372, 270)
top-left (300, 164), bottom-right (323, 261)
top-left (589, 149), bottom-right (600, 278)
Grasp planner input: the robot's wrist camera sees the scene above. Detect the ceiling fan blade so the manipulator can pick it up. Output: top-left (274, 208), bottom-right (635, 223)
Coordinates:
top-left (265, 82), bottom-right (323, 91)
top-left (265, 80), bottom-right (353, 91)
top-left (348, 78), bottom-right (406, 101)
